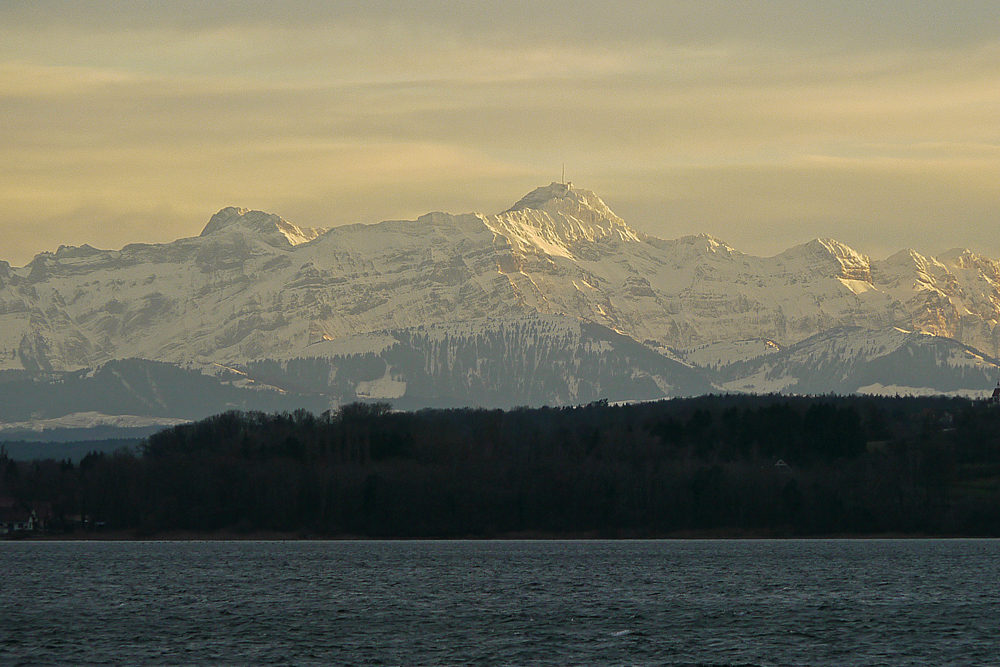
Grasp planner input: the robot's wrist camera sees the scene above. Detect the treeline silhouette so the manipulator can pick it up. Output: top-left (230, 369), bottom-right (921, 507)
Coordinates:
top-left (4, 394), bottom-right (1000, 537)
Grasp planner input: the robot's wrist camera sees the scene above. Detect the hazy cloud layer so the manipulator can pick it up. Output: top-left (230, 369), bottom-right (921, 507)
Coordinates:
top-left (2, 1), bottom-right (998, 266)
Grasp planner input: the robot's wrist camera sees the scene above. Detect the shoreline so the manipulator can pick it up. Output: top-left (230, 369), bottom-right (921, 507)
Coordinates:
top-left (6, 528), bottom-right (978, 541)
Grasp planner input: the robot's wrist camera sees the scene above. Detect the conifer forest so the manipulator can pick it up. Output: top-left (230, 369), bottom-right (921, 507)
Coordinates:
top-left (4, 395), bottom-right (1000, 538)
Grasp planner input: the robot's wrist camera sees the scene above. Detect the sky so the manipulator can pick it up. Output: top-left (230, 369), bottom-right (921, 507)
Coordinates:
top-left (2, 1), bottom-right (998, 268)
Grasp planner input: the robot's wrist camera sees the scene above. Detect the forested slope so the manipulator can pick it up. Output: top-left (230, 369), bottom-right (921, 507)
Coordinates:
top-left (4, 395), bottom-right (999, 537)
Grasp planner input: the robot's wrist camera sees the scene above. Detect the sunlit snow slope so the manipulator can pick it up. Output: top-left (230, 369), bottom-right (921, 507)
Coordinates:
top-left (1, 182), bottom-right (999, 401)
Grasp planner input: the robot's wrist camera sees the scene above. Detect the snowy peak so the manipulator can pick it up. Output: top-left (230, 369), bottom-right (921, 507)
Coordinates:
top-left (664, 233), bottom-right (736, 255)
top-left (779, 238), bottom-right (872, 283)
top-left (200, 207), bottom-right (329, 246)
top-left (506, 182), bottom-right (608, 217)
top-left (938, 247), bottom-right (977, 267)
top-left (200, 207), bottom-right (272, 236)
top-left (879, 248), bottom-right (948, 286)
top-left (937, 248), bottom-right (1000, 281)
top-left (883, 248), bottom-right (937, 270)
top-left (503, 183), bottom-right (637, 236)
top-left (491, 183), bottom-right (642, 257)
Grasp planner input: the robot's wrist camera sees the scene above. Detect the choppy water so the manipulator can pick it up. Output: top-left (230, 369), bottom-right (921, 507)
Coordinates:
top-left (2, 539), bottom-right (998, 666)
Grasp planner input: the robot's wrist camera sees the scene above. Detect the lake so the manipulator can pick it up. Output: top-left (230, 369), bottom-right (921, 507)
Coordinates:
top-left (2, 539), bottom-right (997, 666)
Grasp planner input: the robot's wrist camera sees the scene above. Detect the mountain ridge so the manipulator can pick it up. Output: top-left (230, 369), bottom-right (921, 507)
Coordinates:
top-left (1, 183), bottom-right (999, 410)
top-left (199, 207), bottom-right (330, 247)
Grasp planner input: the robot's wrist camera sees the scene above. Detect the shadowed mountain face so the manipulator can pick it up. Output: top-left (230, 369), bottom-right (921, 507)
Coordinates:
top-left (0, 184), bottom-right (999, 420)
top-left (236, 316), bottom-right (716, 409)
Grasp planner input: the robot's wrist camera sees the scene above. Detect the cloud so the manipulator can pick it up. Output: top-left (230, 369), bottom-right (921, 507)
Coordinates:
top-left (1, 2), bottom-right (998, 267)
top-left (5, 1), bottom-right (1000, 48)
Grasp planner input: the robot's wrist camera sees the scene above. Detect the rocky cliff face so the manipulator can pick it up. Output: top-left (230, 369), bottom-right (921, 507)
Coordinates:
top-left (2, 183), bottom-right (1000, 376)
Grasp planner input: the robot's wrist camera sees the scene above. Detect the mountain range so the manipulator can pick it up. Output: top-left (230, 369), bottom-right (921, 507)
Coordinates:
top-left (2, 182), bottom-right (999, 429)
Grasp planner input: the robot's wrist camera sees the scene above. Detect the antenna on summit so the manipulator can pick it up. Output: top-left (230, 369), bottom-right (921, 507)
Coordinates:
top-left (562, 163), bottom-right (565, 184)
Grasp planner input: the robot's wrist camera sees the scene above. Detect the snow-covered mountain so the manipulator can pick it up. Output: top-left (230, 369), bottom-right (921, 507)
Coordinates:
top-left (676, 327), bottom-right (1000, 397)
top-left (2, 182), bottom-right (999, 419)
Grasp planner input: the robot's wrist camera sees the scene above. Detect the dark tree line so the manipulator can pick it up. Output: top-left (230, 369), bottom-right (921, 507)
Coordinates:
top-left (3, 394), bottom-right (1000, 537)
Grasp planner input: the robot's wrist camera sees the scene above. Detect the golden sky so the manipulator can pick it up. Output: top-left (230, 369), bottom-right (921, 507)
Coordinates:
top-left (2, 1), bottom-right (998, 267)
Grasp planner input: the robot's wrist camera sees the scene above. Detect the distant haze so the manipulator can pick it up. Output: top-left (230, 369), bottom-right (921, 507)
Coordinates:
top-left (2, 1), bottom-right (998, 267)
